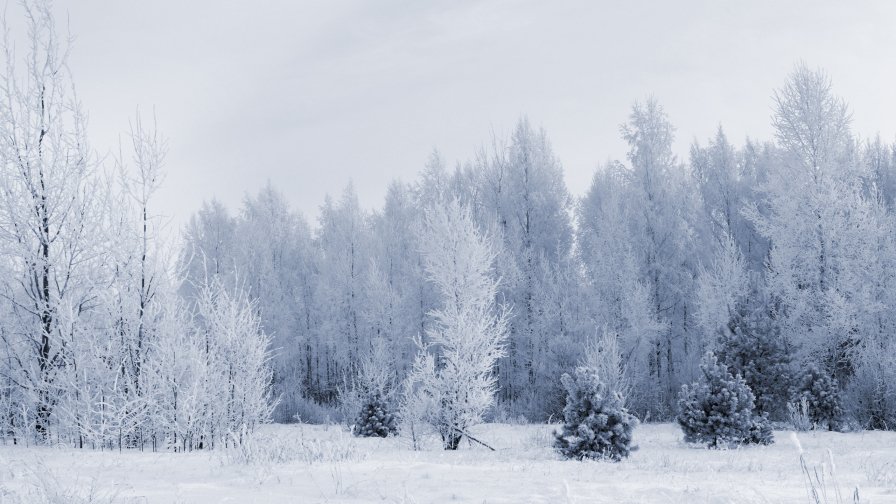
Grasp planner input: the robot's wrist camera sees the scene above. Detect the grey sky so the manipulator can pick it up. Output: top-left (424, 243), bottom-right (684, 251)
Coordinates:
top-left (43, 0), bottom-right (896, 230)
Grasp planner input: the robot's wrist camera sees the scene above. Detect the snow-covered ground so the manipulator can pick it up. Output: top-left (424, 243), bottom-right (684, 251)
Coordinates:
top-left (1, 423), bottom-right (894, 503)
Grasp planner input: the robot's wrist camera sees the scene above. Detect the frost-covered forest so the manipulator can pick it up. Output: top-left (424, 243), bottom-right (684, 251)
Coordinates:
top-left (179, 67), bottom-right (896, 436)
top-left (1, 0), bottom-right (896, 462)
top-left (2, 1), bottom-right (896, 502)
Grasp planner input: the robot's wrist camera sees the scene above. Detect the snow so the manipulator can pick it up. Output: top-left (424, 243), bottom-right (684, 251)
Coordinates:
top-left (1, 423), bottom-right (894, 503)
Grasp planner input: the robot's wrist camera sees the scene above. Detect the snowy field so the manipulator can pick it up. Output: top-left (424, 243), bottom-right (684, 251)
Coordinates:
top-left (1, 423), bottom-right (894, 503)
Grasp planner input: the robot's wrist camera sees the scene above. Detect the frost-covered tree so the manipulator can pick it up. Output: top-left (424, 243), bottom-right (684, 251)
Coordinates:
top-left (691, 127), bottom-right (740, 244)
top-left (577, 100), bottom-right (699, 418)
top-left (715, 288), bottom-right (793, 420)
top-left (793, 363), bottom-right (844, 431)
top-left (180, 199), bottom-right (237, 295)
top-left (717, 310), bottom-right (793, 419)
top-left (99, 113), bottom-right (169, 447)
top-left (578, 166), bottom-right (665, 417)
top-left (404, 199), bottom-right (508, 450)
top-left (624, 100), bottom-right (703, 413)
top-left (234, 184), bottom-right (316, 420)
top-left (582, 329), bottom-right (630, 401)
top-left (0, 0), bottom-right (104, 440)
top-left (181, 184), bottom-right (320, 420)
top-left (157, 279), bottom-right (276, 449)
top-left (696, 238), bottom-right (793, 420)
top-left (554, 367), bottom-right (638, 461)
top-left (690, 128), bottom-right (769, 271)
top-left (746, 64), bottom-right (874, 383)
top-left (315, 184), bottom-right (371, 402)
top-left (847, 334), bottom-right (896, 430)
top-left (694, 234), bottom-right (750, 345)
top-left (864, 136), bottom-right (896, 210)
top-left (678, 352), bottom-right (773, 448)
top-left (476, 119), bottom-right (575, 420)
top-left (364, 181), bottom-right (429, 385)
top-left (772, 63), bottom-right (852, 178)
top-left (140, 291), bottom-right (203, 451)
top-left (141, 281), bottom-right (276, 451)
top-left (54, 112), bottom-right (171, 450)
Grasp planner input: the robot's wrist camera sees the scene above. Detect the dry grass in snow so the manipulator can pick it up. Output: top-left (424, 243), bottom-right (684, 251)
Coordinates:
top-left (0, 423), bottom-right (894, 503)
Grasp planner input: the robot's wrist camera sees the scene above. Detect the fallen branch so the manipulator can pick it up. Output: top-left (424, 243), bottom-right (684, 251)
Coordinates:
top-left (454, 427), bottom-right (495, 451)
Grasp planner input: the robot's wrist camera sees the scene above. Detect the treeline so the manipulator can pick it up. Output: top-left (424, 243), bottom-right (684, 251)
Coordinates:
top-left (2, 1), bottom-right (896, 452)
top-left (184, 67), bottom-right (896, 428)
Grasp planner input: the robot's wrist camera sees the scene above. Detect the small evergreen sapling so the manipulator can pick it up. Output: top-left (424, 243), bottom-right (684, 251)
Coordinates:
top-left (677, 352), bottom-right (773, 448)
top-left (354, 392), bottom-right (398, 438)
top-left (554, 367), bottom-right (638, 461)
top-left (716, 291), bottom-right (793, 420)
top-left (345, 337), bottom-right (399, 437)
top-left (794, 363), bottom-right (844, 431)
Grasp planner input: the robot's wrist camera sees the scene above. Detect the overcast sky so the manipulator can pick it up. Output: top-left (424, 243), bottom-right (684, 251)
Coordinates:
top-left (36, 0), bottom-right (896, 230)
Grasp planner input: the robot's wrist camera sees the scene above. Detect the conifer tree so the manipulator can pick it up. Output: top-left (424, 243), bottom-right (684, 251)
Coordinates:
top-left (678, 352), bottom-right (773, 448)
top-left (716, 289), bottom-right (793, 420)
top-left (794, 363), bottom-right (844, 431)
top-left (554, 367), bottom-right (638, 461)
top-left (354, 392), bottom-right (398, 438)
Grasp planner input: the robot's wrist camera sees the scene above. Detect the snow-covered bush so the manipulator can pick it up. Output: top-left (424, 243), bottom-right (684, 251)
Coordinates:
top-left (397, 375), bottom-right (435, 451)
top-left (223, 425), bottom-right (364, 466)
top-left (794, 363), bottom-right (844, 431)
top-left (139, 281), bottom-right (275, 451)
top-left (195, 281), bottom-right (276, 445)
top-left (1, 460), bottom-right (120, 504)
top-left (553, 367), bottom-right (638, 461)
top-left (292, 396), bottom-right (338, 425)
top-left (787, 397), bottom-right (812, 431)
top-left (353, 392), bottom-right (398, 438)
top-left (845, 337), bottom-right (896, 431)
top-left (582, 330), bottom-right (630, 401)
top-left (677, 352), bottom-right (773, 448)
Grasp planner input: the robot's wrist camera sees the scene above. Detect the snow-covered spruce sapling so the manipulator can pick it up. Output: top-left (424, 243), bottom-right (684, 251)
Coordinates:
top-left (677, 352), bottom-right (773, 448)
top-left (793, 363), bottom-right (844, 431)
top-left (554, 367), bottom-right (638, 461)
top-left (716, 289), bottom-right (793, 421)
top-left (345, 337), bottom-right (398, 436)
top-left (353, 392), bottom-right (398, 438)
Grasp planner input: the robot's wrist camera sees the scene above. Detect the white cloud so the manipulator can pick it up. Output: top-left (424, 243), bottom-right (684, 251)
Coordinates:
top-left (32, 0), bottom-right (896, 228)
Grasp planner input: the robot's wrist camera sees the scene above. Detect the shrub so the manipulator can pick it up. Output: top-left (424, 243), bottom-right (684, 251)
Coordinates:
top-left (794, 363), bottom-right (844, 431)
top-left (292, 395), bottom-right (340, 425)
top-left (554, 367), bottom-right (638, 461)
top-left (223, 426), bottom-right (363, 466)
top-left (845, 338), bottom-right (896, 431)
top-left (678, 352), bottom-right (773, 448)
top-left (353, 392), bottom-right (398, 438)
top-left (787, 396), bottom-right (812, 431)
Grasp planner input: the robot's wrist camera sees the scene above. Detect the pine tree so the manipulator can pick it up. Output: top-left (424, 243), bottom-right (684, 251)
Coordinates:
top-left (677, 352), bottom-right (773, 448)
top-left (794, 363), bottom-right (844, 431)
top-left (554, 367), bottom-right (638, 461)
top-left (716, 290), bottom-right (793, 420)
top-left (353, 392), bottom-right (398, 438)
